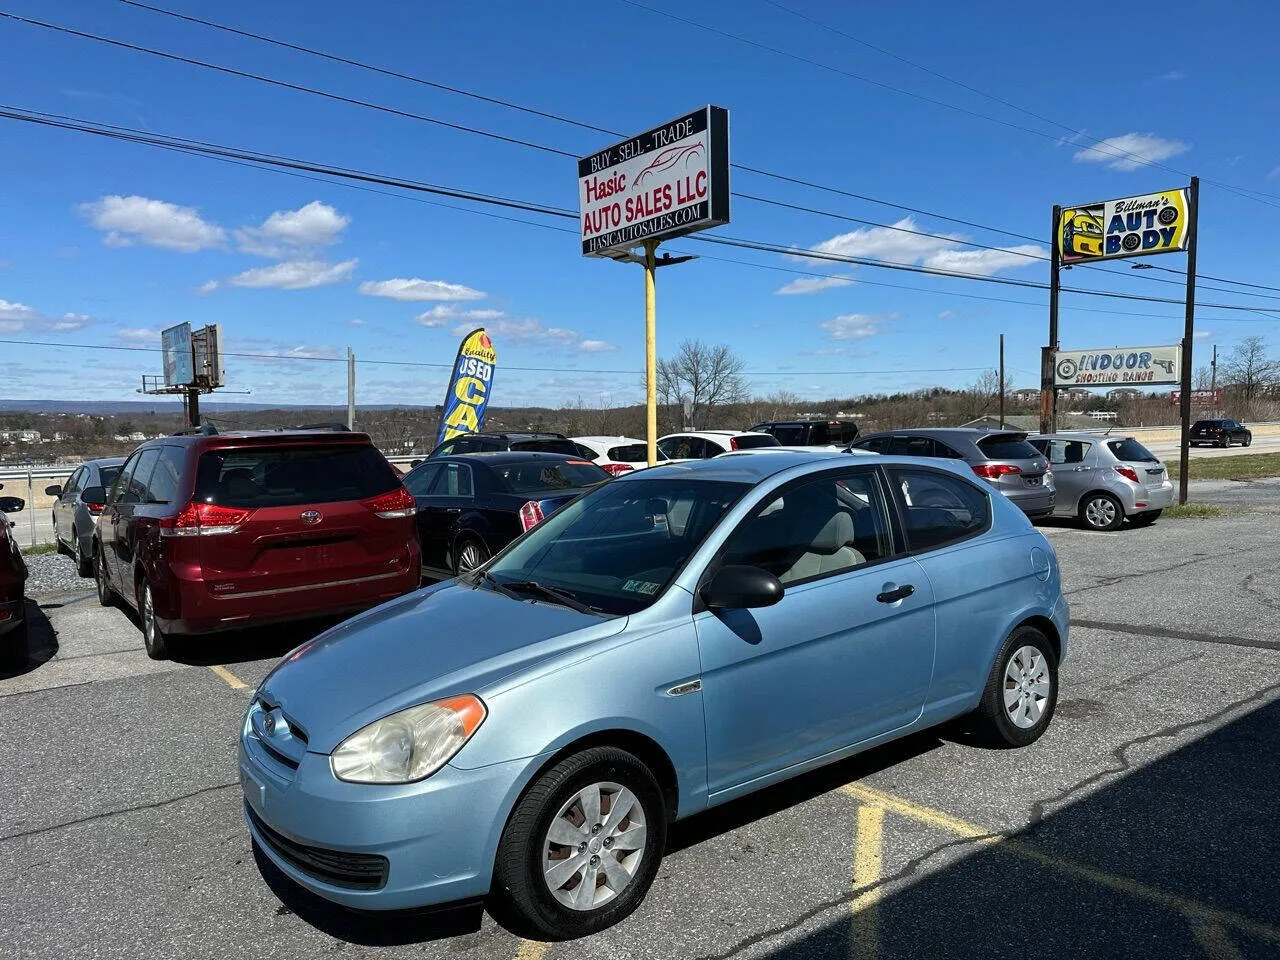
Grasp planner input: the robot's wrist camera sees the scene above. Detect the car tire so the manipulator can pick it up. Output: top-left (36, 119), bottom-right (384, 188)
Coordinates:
top-left (970, 625), bottom-right (1059, 748)
top-left (139, 581), bottom-right (173, 660)
top-left (490, 746), bottom-right (667, 941)
top-left (1244, 435), bottom-right (1252, 447)
top-left (94, 548), bottom-right (116, 608)
top-left (54, 519), bottom-right (69, 556)
top-left (1079, 492), bottom-right (1124, 531)
top-left (1218, 436), bottom-right (1230, 448)
top-left (74, 533), bottom-right (92, 578)
top-left (452, 535), bottom-right (490, 577)
top-left (1129, 510), bottom-right (1161, 527)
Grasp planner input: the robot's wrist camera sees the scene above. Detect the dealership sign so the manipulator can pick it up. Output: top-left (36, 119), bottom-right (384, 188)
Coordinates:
top-left (1054, 345), bottom-right (1181, 387)
top-left (1170, 389), bottom-right (1222, 407)
top-left (1057, 188), bottom-right (1190, 264)
top-left (437, 328), bottom-right (498, 445)
top-left (578, 105), bottom-right (730, 257)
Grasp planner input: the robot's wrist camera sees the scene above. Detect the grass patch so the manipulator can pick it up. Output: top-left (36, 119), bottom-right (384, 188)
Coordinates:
top-left (1163, 503), bottom-right (1228, 519)
top-left (21, 542), bottom-right (58, 555)
top-left (1165, 452), bottom-right (1280, 481)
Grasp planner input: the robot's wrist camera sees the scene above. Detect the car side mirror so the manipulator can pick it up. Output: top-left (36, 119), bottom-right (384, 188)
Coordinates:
top-left (81, 486), bottom-right (107, 507)
top-left (702, 564), bottom-right (784, 610)
top-left (0, 496), bottom-right (25, 513)
top-left (45, 484), bottom-right (63, 497)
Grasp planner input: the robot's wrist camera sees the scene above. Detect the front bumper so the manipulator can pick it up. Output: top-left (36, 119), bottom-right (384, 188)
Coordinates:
top-left (239, 733), bottom-right (533, 911)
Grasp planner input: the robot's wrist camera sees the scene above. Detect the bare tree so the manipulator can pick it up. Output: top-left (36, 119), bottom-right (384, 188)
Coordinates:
top-left (1220, 336), bottom-right (1280, 415)
top-left (652, 340), bottom-right (750, 430)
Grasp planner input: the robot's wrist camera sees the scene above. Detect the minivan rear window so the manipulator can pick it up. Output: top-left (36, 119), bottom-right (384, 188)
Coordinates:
top-left (494, 460), bottom-right (610, 494)
top-left (976, 434), bottom-right (1041, 461)
top-left (194, 445), bottom-right (400, 507)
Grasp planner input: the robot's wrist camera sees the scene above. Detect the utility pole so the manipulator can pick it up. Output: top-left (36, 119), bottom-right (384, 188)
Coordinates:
top-left (186, 386), bottom-right (200, 428)
top-left (347, 348), bottom-right (356, 431)
top-left (1210, 343), bottom-right (1217, 391)
top-left (1177, 177), bottom-right (1200, 507)
top-left (1041, 205), bottom-right (1062, 436)
top-left (998, 333), bottom-right (1006, 429)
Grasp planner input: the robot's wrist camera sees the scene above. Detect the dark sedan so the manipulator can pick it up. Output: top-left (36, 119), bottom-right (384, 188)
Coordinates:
top-left (404, 452), bottom-right (610, 577)
top-left (0, 492), bottom-right (29, 667)
top-left (1190, 418), bottom-right (1252, 448)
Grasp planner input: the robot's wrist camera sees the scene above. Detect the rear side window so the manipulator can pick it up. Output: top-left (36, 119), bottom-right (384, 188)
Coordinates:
top-left (889, 468), bottom-right (991, 551)
top-left (428, 463), bottom-right (473, 496)
top-left (495, 460), bottom-right (610, 494)
top-left (976, 435), bottom-right (1041, 460)
top-left (404, 463), bottom-right (442, 497)
top-left (887, 436), bottom-right (938, 457)
top-left (767, 425), bottom-right (808, 445)
top-left (99, 465), bottom-right (122, 490)
top-left (608, 443), bottom-right (667, 463)
top-left (1106, 438), bottom-right (1158, 462)
top-left (731, 434), bottom-right (779, 450)
top-left (660, 436), bottom-right (704, 459)
top-left (146, 446), bottom-right (185, 504)
top-left (122, 449), bottom-right (160, 505)
top-left (852, 436), bottom-right (891, 454)
top-left (194, 444), bottom-right (400, 507)
top-left (833, 422), bottom-right (860, 444)
top-left (511, 439), bottom-right (580, 455)
top-left (1034, 439), bottom-right (1090, 465)
top-left (808, 423), bottom-right (831, 445)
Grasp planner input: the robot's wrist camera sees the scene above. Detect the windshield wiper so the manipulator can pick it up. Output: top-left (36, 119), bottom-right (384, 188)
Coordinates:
top-left (501, 580), bottom-right (597, 614)
top-left (469, 570), bottom-right (521, 601)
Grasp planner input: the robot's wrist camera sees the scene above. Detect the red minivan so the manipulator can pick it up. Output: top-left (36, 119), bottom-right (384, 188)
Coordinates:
top-left (88, 430), bottom-right (420, 659)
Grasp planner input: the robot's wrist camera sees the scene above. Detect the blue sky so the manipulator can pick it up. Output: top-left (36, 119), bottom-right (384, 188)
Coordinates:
top-left (2, 0), bottom-right (1279, 408)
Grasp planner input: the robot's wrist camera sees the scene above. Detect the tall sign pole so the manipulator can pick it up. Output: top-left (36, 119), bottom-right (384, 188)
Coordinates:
top-left (1177, 176), bottom-right (1200, 506)
top-left (644, 240), bottom-right (659, 466)
top-left (998, 333), bottom-right (1005, 430)
top-left (347, 348), bottom-right (356, 431)
top-left (1042, 205), bottom-right (1062, 436)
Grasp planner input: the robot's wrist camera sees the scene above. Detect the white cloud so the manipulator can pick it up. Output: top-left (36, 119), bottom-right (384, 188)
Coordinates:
top-left (0, 298), bottom-right (95, 333)
top-left (228, 258), bottom-right (357, 290)
top-left (415, 304), bottom-right (507, 328)
top-left (451, 317), bottom-right (615, 352)
top-left (236, 201), bottom-right (349, 258)
top-left (921, 244), bottom-right (1045, 277)
top-left (115, 327), bottom-right (161, 342)
top-left (1194, 330), bottom-right (1213, 339)
top-left (79, 195), bottom-right (226, 252)
top-left (359, 278), bottom-right (485, 302)
top-left (1268, 167), bottom-right (1280, 181)
top-left (195, 279), bottom-right (219, 296)
top-left (1148, 70), bottom-right (1185, 83)
top-left (821, 313), bottom-right (889, 341)
top-left (774, 275), bottom-right (855, 296)
top-left (347, 318), bottom-right (366, 327)
top-left (578, 339), bottom-right (618, 352)
top-left (1074, 133), bottom-right (1189, 171)
top-left (938, 310), bottom-right (955, 320)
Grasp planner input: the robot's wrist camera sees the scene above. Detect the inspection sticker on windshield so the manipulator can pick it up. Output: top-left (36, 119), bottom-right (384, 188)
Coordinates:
top-left (622, 579), bottom-right (661, 595)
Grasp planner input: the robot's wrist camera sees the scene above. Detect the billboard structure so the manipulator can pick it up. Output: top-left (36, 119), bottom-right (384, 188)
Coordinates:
top-left (578, 105), bottom-right (729, 258)
top-left (436, 329), bottom-right (498, 446)
top-left (1053, 345), bottom-right (1181, 387)
top-left (1057, 188), bottom-right (1191, 265)
top-left (161, 323), bottom-right (194, 387)
top-left (191, 323), bottom-right (225, 388)
top-left (148, 322), bottom-right (227, 427)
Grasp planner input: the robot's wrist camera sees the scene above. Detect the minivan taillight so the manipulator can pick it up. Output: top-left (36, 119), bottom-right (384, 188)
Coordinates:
top-left (519, 501), bottom-right (545, 532)
top-left (160, 501), bottom-right (251, 537)
top-left (602, 463), bottom-right (634, 476)
top-left (972, 463), bottom-right (1021, 479)
top-left (361, 486), bottom-right (416, 519)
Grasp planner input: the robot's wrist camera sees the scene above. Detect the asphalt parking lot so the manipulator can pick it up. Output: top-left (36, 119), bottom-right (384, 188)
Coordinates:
top-left (3, 488), bottom-right (1279, 959)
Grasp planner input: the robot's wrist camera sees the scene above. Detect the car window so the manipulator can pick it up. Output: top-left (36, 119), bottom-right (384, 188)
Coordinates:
top-left (660, 436), bottom-right (701, 459)
top-left (852, 436), bottom-right (890, 454)
top-left (889, 468), bottom-right (990, 551)
top-left (768, 424), bottom-right (808, 445)
top-left (486, 478), bottom-right (749, 616)
top-left (122, 448), bottom-right (160, 505)
top-left (703, 439), bottom-right (726, 456)
top-left (146, 446), bottom-right (185, 504)
top-left (494, 459), bottom-right (610, 494)
top-left (1106, 438), bottom-right (1159, 462)
top-left (887, 436), bottom-right (937, 457)
top-left (510, 439), bottom-right (581, 455)
top-left (1034, 439), bottom-right (1090, 465)
top-left (721, 470), bottom-right (893, 585)
top-left (193, 444), bottom-right (401, 507)
top-left (99, 465), bottom-right (122, 491)
top-left (570, 443), bottom-right (598, 460)
top-left (404, 463), bottom-right (443, 497)
top-left (64, 468), bottom-right (83, 497)
top-left (449, 437), bottom-right (481, 454)
top-left (108, 457), bottom-right (135, 505)
top-left (731, 433), bottom-right (779, 450)
top-left (834, 422), bottom-right (860, 444)
top-left (808, 423), bottom-right (831, 445)
top-left (976, 434), bottom-right (1041, 460)
top-left (427, 462), bottom-right (474, 497)
top-left (607, 443), bottom-right (666, 463)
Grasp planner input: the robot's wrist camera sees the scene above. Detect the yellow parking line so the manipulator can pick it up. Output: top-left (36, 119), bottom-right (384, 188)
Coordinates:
top-left (208, 664), bottom-right (249, 690)
top-left (849, 804), bottom-right (884, 960)
top-left (513, 941), bottom-right (547, 960)
top-left (840, 783), bottom-right (1280, 948)
top-left (1193, 923), bottom-right (1244, 960)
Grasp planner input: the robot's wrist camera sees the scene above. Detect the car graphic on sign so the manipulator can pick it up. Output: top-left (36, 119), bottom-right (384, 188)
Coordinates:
top-left (1061, 209), bottom-right (1104, 258)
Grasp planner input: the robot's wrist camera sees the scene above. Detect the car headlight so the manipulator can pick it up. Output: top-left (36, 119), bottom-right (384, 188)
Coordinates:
top-left (330, 695), bottom-right (486, 784)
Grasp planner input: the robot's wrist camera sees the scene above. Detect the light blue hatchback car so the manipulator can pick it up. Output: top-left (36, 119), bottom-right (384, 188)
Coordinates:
top-left (240, 451), bottom-right (1068, 939)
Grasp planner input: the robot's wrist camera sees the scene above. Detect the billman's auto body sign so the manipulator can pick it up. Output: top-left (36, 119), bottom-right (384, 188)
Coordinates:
top-left (1054, 345), bottom-right (1181, 387)
top-left (1057, 187), bottom-right (1191, 264)
top-left (578, 106), bottom-right (730, 257)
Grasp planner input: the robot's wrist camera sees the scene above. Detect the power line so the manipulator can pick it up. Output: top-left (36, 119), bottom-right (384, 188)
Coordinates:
top-left (25, 6), bottom-right (1280, 301)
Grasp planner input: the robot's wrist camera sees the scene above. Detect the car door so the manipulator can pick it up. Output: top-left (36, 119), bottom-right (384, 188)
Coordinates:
top-left (426, 462), bottom-right (476, 568)
top-left (54, 467), bottom-right (83, 543)
top-left (1032, 439), bottom-right (1091, 513)
top-left (404, 462), bottom-right (445, 569)
top-left (100, 453), bottom-right (140, 588)
top-left (112, 447), bottom-right (160, 605)
top-left (693, 465), bottom-right (937, 799)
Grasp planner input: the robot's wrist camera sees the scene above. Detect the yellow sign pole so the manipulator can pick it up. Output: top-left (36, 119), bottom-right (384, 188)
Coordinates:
top-left (644, 239), bottom-right (659, 466)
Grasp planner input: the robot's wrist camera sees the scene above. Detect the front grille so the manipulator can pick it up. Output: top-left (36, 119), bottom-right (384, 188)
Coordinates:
top-left (247, 803), bottom-right (388, 890)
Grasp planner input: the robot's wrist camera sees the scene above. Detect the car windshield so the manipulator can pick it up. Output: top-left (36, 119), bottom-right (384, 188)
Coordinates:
top-left (493, 459), bottom-right (610, 494)
top-left (1107, 438), bottom-right (1159, 462)
top-left (733, 434), bottom-right (780, 449)
top-left (99, 466), bottom-right (122, 489)
top-left (976, 434), bottom-right (1041, 461)
top-left (483, 478), bottom-right (749, 615)
top-left (193, 444), bottom-right (399, 507)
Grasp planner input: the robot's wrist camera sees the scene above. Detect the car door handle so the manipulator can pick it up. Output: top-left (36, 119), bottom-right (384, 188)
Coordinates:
top-left (876, 584), bottom-right (915, 604)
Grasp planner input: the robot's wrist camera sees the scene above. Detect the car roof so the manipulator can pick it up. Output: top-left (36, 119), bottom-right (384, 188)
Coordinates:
top-left (622, 449), bottom-right (946, 483)
top-left (85, 456), bottom-right (127, 466)
top-left (150, 429), bottom-right (374, 447)
top-left (660, 430), bottom-right (768, 438)
top-left (858, 428), bottom-right (1024, 440)
top-left (571, 436), bottom-right (642, 444)
top-left (430, 451), bottom-right (594, 465)
top-left (1033, 432), bottom-right (1130, 441)
top-left (471, 431), bottom-right (567, 440)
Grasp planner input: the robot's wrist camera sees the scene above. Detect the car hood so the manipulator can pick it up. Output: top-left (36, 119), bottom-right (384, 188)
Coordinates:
top-left (257, 582), bottom-right (626, 753)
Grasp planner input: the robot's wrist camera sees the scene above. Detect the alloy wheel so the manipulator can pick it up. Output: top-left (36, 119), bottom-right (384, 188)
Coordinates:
top-left (1003, 645), bottom-right (1051, 729)
top-left (542, 781), bottom-right (647, 911)
top-left (1084, 497), bottom-right (1117, 529)
top-left (142, 585), bottom-right (155, 648)
top-left (457, 541), bottom-right (486, 573)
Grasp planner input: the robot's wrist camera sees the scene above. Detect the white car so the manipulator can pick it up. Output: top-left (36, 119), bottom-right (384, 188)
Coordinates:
top-left (570, 435), bottom-right (670, 475)
top-left (657, 430), bottom-right (780, 461)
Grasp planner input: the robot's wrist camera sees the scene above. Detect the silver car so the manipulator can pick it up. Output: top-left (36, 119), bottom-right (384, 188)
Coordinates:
top-left (46, 457), bottom-right (125, 577)
top-left (1028, 433), bottom-right (1174, 531)
top-left (848, 429), bottom-right (1054, 518)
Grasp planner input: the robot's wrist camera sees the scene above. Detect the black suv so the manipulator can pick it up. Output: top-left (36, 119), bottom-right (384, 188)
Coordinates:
top-left (1190, 419), bottom-right (1252, 448)
top-left (749, 419), bottom-right (860, 446)
top-left (429, 432), bottom-right (584, 458)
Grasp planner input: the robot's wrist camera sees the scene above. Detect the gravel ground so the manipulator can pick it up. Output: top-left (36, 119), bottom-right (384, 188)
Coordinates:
top-left (22, 550), bottom-right (89, 595)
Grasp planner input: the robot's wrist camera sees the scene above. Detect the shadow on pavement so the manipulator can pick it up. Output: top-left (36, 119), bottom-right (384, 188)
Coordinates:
top-left (751, 693), bottom-right (1280, 960)
top-left (173, 615), bottom-right (346, 667)
top-left (0, 599), bottom-right (58, 679)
